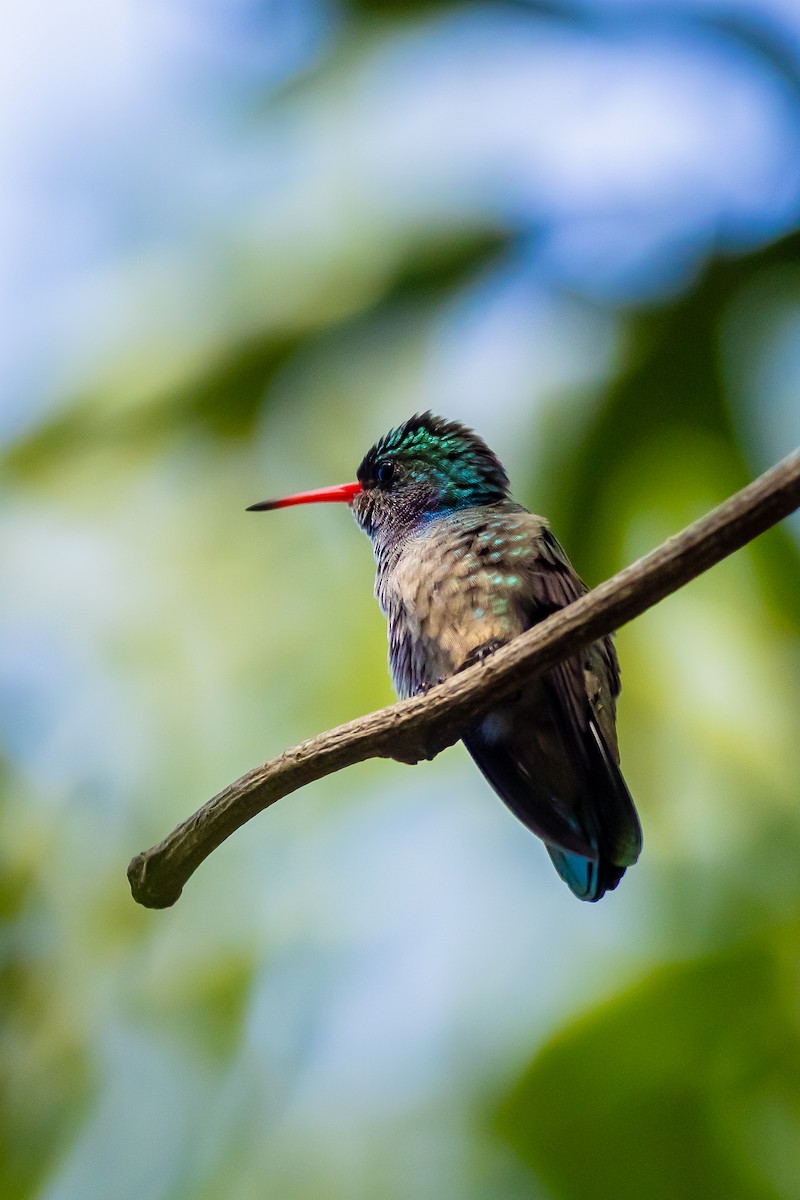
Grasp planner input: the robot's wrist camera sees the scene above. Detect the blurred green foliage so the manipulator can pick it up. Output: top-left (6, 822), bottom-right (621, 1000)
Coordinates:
top-left (496, 937), bottom-right (800, 1200)
top-left (3, 3), bottom-right (800, 1200)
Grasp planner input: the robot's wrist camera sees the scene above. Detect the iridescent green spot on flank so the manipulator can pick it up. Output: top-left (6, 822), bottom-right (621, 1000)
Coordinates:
top-left (506, 575), bottom-right (519, 587)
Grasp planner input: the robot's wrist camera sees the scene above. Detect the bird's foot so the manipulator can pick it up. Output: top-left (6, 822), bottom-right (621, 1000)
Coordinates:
top-left (415, 676), bottom-right (445, 697)
top-left (458, 638), bottom-right (507, 672)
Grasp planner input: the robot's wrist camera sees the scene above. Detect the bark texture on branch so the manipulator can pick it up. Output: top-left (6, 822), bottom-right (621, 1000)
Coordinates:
top-left (128, 448), bottom-right (800, 909)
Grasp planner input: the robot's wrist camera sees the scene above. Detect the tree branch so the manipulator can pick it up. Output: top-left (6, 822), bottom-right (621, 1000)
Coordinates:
top-left (128, 448), bottom-right (800, 909)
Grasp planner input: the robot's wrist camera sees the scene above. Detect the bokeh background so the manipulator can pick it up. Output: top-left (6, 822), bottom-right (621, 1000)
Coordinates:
top-left (3, 1), bottom-right (800, 1197)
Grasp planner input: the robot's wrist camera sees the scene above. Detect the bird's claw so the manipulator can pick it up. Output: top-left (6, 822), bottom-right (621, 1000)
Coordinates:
top-left (416, 676), bottom-right (445, 696)
top-left (458, 638), bottom-right (507, 672)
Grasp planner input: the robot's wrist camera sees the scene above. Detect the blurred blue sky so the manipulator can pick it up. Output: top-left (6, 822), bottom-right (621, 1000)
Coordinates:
top-left (5, 0), bottom-right (800, 440)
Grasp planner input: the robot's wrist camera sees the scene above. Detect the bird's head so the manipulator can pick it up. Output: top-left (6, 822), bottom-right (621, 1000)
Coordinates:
top-left (351, 412), bottom-right (509, 538)
top-left (247, 412), bottom-right (509, 542)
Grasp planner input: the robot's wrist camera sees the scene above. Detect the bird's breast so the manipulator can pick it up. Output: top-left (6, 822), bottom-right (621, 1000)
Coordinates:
top-left (378, 514), bottom-right (529, 696)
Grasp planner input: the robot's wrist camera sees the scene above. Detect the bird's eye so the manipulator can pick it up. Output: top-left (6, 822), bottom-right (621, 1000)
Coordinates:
top-left (376, 460), bottom-right (396, 488)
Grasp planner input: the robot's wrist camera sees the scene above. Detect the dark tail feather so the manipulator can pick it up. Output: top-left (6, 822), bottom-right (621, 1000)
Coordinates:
top-left (546, 846), bottom-right (625, 903)
top-left (545, 718), bottom-right (641, 901)
top-left (464, 703), bottom-right (642, 903)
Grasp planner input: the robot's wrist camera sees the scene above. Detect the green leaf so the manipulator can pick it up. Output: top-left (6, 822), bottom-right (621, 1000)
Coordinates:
top-left (494, 938), bottom-right (800, 1200)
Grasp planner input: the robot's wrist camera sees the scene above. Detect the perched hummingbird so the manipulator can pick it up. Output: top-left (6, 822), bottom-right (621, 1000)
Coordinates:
top-left (249, 413), bottom-right (642, 901)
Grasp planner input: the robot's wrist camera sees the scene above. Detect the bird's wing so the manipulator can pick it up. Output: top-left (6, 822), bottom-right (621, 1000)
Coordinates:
top-left (463, 516), bottom-right (642, 900)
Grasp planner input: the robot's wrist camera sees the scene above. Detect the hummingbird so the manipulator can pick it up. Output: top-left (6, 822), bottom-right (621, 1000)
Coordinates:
top-left (248, 412), bottom-right (642, 900)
